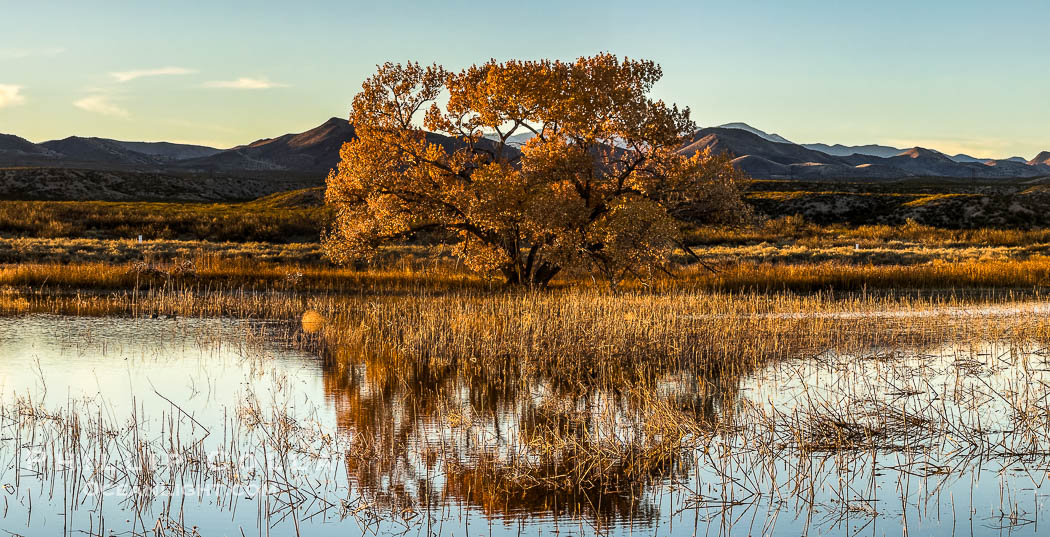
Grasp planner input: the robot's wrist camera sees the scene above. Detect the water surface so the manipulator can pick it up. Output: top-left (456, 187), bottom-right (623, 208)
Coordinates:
top-left (1, 314), bottom-right (1049, 536)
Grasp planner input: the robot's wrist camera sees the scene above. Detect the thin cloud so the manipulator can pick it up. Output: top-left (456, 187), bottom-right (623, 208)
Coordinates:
top-left (74, 94), bottom-right (129, 118)
top-left (111, 67), bottom-right (196, 83)
top-left (0, 84), bottom-right (26, 108)
top-left (0, 47), bottom-right (65, 60)
top-left (203, 77), bottom-right (288, 89)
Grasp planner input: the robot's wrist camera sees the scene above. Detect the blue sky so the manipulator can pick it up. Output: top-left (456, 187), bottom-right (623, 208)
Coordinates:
top-left (1, 0), bottom-right (1048, 158)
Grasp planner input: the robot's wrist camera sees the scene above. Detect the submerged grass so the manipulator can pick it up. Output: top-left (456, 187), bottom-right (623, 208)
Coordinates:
top-left (6, 278), bottom-right (1050, 530)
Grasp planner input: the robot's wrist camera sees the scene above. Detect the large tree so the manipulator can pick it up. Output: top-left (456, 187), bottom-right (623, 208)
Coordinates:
top-left (325, 54), bottom-right (749, 286)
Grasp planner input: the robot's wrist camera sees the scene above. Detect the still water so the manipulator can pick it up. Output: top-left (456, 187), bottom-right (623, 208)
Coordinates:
top-left (0, 314), bottom-right (1049, 536)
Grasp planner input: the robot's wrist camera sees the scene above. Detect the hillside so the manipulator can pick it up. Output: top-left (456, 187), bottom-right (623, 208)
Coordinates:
top-left (40, 137), bottom-right (161, 166)
top-left (716, 123), bottom-right (793, 144)
top-left (3, 119), bottom-right (1050, 200)
top-left (682, 128), bottom-right (839, 165)
top-left (0, 167), bottom-right (319, 202)
top-left (0, 134), bottom-right (57, 157)
top-left (1030, 151), bottom-right (1050, 166)
top-left (746, 178), bottom-right (1050, 229)
top-left (682, 127), bottom-right (1050, 181)
top-left (177, 117), bottom-right (356, 173)
top-left (0, 119), bottom-right (500, 201)
top-left (803, 143), bottom-right (902, 159)
top-left (113, 141), bottom-right (223, 160)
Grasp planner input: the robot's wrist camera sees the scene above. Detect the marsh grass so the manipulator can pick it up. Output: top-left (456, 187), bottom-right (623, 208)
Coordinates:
top-left (0, 188), bottom-right (328, 243)
top-left (0, 236), bottom-right (326, 264)
top-left (4, 248), bottom-right (1050, 300)
top-left (5, 201), bottom-right (1050, 532)
top-left (9, 183), bottom-right (1050, 533)
top-left (686, 217), bottom-right (1050, 247)
top-left (310, 288), bottom-right (1050, 529)
top-left (7, 286), bottom-right (1050, 533)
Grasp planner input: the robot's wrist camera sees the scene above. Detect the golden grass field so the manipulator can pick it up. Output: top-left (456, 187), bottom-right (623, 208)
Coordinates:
top-left (4, 185), bottom-right (1050, 329)
top-left (0, 188), bottom-right (328, 243)
top-left (3, 237), bottom-right (1050, 295)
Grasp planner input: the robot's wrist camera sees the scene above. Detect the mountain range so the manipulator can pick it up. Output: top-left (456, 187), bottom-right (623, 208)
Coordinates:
top-left (0, 118), bottom-right (356, 175)
top-left (3, 119), bottom-right (1049, 182)
top-left (723, 124), bottom-right (1032, 164)
top-left (687, 124), bottom-right (1050, 180)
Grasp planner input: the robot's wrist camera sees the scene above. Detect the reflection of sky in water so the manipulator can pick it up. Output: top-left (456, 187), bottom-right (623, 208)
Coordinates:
top-left (0, 315), bottom-right (337, 536)
top-left (721, 340), bottom-right (1050, 537)
top-left (0, 315), bottom-right (327, 422)
top-left (1, 315), bottom-right (1050, 535)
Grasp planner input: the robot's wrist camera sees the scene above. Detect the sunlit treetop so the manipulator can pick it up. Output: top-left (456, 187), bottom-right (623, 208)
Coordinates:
top-left (325, 53), bottom-right (750, 286)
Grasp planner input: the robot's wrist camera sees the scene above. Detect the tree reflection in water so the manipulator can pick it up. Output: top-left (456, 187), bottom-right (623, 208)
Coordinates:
top-left (319, 341), bottom-right (748, 528)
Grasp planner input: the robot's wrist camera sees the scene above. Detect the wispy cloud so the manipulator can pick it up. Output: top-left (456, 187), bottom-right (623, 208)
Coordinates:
top-left (111, 67), bottom-right (196, 83)
top-left (0, 47), bottom-right (65, 60)
top-left (203, 77), bottom-right (288, 89)
top-left (74, 94), bottom-right (129, 118)
top-left (0, 84), bottom-right (26, 108)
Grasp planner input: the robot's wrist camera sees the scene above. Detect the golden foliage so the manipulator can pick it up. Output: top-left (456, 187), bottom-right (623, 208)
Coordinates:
top-left (324, 54), bottom-right (750, 285)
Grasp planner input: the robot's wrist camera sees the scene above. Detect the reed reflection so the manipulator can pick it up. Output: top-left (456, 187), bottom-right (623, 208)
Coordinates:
top-left (319, 338), bottom-right (748, 526)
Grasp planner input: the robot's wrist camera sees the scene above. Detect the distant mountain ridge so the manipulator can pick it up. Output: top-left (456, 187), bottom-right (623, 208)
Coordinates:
top-left (2, 119), bottom-right (1049, 182)
top-left (716, 123), bottom-right (793, 144)
top-left (802, 142), bottom-right (903, 159)
top-left (40, 137), bottom-right (166, 166)
top-left (0, 119), bottom-right (360, 175)
top-left (175, 117), bottom-right (356, 173)
top-left (0, 133), bottom-right (60, 157)
top-left (1030, 151), bottom-right (1050, 166)
top-left (113, 141), bottom-right (222, 160)
top-left (682, 126), bottom-right (1050, 180)
top-left (727, 123), bottom-right (1038, 167)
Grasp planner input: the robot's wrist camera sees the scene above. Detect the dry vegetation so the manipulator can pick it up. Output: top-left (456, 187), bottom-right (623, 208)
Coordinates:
top-left (6, 55), bottom-right (1050, 535)
top-left (687, 215), bottom-right (1050, 247)
top-left (5, 177), bottom-right (1050, 531)
top-left (4, 248), bottom-right (1050, 297)
top-left (744, 178), bottom-right (1050, 228)
top-left (273, 291), bottom-right (1050, 527)
top-left (5, 260), bottom-right (1050, 531)
top-left (10, 285), bottom-right (1050, 529)
top-left (0, 188), bottom-right (328, 243)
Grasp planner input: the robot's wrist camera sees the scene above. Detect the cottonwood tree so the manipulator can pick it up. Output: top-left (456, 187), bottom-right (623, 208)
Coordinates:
top-left (324, 54), bottom-right (750, 286)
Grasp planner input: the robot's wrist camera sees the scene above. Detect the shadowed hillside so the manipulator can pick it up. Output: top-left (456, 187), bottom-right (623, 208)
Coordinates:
top-left (0, 168), bottom-right (319, 202)
top-left (4, 118), bottom-right (1050, 202)
top-left (681, 127), bottom-right (1050, 181)
top-left (175, 118), bottom-right (355, 173)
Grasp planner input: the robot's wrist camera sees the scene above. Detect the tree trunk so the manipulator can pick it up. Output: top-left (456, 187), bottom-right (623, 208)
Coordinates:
top-left (501, 266), bottom-right (522, 286)
top-left (501, 261), bottom-right (560, 287)
top-left (530, 263), bottom-right (561, 287)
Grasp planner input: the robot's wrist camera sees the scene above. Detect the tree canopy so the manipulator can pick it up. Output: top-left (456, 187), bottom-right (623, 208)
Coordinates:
top-left (324, 54), bottom-right (750, 286)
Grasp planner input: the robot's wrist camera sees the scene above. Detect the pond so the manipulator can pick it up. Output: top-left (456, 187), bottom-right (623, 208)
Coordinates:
top-left (1, 314), bottom-right (1049, 536)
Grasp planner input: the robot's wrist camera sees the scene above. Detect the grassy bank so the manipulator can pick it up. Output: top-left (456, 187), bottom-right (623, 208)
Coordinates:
top-left (0, 188), bottom-right (328, 243)
top-left (4, 253), bottom-right (1050, 298)
top-left (5, 182), bottom-right (1050, 303)
top-left (8, 179), bottom-right (1050, 246)
top-left (685, 216), bottom-right (1050, 247)
top-left (9, 231), bottom-right (1050, 266)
